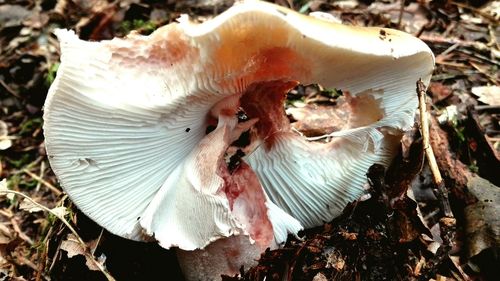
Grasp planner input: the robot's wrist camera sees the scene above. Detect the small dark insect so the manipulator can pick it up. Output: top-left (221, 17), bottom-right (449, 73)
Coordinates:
top-left (185, 128), bottom-right (191, 132)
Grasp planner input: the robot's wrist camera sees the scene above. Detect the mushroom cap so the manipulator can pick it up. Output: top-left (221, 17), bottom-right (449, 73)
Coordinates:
top-left (43, 0), bottom-right (434, 251)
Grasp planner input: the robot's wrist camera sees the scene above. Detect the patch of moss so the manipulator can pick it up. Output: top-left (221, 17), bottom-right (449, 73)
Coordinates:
top-left (45, 62), bottom-right (59, 87)
top-left (19, 117), bottom-right (43, 136)
top-left (119, 19), bottom-right (157, 35)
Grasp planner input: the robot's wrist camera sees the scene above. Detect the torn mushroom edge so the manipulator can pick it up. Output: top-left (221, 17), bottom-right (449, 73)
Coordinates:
top-left (44, 0), bottom-right (435, 251)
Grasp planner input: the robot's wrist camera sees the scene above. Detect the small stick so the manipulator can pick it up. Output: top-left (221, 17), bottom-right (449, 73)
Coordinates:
top-left (16, 255), bottom-right (40, 272)
top-left (91, 228), bottom-right (104, 256)
top-left (416, 79), bottom-right (454, 218)
top-left (0, 79), bottom-right (20, 98)
top-left (23, 169), bottom-right (62, 196)
top-left (475, 105), bottom-right (500, 112)
top-left (35, 161), bottom-right (46, 192)
top-left (397, 0), bottom-right (405, 29)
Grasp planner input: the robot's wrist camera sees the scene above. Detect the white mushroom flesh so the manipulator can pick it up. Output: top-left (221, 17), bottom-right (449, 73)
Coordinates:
top-left (43, 0), bottom-right (434, 279)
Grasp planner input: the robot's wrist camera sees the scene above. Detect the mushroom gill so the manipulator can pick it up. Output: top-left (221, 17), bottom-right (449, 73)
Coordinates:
top-left (43, 0), bottom-right (434, 279)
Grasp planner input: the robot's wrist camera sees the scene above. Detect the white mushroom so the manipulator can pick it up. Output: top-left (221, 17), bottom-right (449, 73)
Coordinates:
top-left (43, 0), bottom-right (434, 279)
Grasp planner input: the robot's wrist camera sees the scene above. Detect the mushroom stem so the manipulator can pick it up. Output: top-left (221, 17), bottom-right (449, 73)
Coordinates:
top-left (176, 235), bottom-right (269, 281)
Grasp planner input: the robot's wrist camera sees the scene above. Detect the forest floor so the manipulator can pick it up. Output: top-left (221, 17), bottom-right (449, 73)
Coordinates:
top-left (0, 0), bottom-right (499, 280)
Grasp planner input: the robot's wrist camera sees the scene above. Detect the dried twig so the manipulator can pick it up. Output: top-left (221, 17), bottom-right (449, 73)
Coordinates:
top-left (475, 105), bottom-right (500, 112)
top-left (22, 169), bottom-right (62, 196)
top-left (35, 161), bottom-right (45, 192)
top-left (0, 189), bottom-right (116, 281)
top-left (0, 79), bottom-right (20, 98)
top-left (91, 228), bottom-right (104, 256)
top-left (397, 0), bottom-right (405, 29)
top-left (416, 79), bottom-right (454, 219)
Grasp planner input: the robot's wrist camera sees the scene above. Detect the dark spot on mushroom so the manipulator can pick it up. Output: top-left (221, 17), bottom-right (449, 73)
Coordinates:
top-left (185, 127), bottom-right (191, 132)
top-left (302, 34), bottom-right (306, 39)
top-left (227, 149), bottom-right (245, 173)
top-left (137, 217), bottom-right (140, 220)
top-left (379, 29), bottom-right (387, 40)
top-left (205, 125), bottom-right (216, 134)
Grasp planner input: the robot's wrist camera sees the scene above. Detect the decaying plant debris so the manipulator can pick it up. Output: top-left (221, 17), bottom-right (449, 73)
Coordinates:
top-left (1, 0), bottom-right (499, 280)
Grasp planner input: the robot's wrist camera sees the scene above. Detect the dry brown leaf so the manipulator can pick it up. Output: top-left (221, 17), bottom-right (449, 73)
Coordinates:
top-left (287, 104), bottom-right (349, 137)
top-left (325, 250), bottom-right (346, 271)
top-left (19, 199), bottom-right (43, 213)
top-left (60, 233), bottom-right (102, 271)
top-left (312, 272), bottom-right (328, 281)
top-left (60, 233), bottom-right (85, 258)
top-left (50, 206), bottom-right (68, 218)
top-left (368, 2), bottom-right (429, 34)
top-left (471, 86), bottom-right (500, 106)
top-left (0, 5), bottom-right (31, 28)
top-left (19, 198), bottom-right (67, 216)
top-left (464, 175), bottom-right (500, 258)
top-left (481, 1), bottom-right (500, 21)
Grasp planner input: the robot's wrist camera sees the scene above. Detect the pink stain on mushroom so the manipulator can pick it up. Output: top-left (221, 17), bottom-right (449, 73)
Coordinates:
top-left (109, 25), bottom-right (199, 68)
top-left (219, 162), bottom-right (274, 249)
top-left (43, 1), bottom-right (434, 280)
top-left (249, 47), bottom-right (310, 81)
top-left (193, 96), bottom-right (274, 248)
